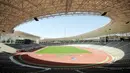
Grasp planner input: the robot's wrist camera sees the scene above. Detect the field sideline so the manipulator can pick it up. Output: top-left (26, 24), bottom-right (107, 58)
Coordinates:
top-left (35, 46), bottom-right (91, 54)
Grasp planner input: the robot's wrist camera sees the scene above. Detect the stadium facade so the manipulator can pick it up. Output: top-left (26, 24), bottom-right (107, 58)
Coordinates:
top-left (0, 0), bottom-right (130, 73)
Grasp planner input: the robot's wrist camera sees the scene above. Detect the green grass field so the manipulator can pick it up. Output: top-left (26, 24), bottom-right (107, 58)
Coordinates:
top-left (36, 46), bottom-right (91, 54)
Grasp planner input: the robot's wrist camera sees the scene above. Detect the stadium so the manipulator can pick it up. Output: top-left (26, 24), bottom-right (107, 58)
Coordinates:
top-left (0, 0), bottom-right (130, 73)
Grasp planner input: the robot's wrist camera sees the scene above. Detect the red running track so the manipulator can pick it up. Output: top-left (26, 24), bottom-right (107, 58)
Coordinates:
top-left (15, 47), bottom-right (113, 67)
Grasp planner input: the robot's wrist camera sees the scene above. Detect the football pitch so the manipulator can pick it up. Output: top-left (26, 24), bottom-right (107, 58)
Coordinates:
top-left (36, 46), bottom-right (91, 54)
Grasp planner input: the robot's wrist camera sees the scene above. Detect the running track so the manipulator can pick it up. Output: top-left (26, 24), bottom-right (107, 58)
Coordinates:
top-left (15, 47), bottom-right (113, 67)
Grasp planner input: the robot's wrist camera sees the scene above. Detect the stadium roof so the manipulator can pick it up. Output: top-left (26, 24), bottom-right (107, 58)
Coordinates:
top-left (13, 31), bottom-right (40, 39)
top-left (0, 0), bottom-right (130, 40)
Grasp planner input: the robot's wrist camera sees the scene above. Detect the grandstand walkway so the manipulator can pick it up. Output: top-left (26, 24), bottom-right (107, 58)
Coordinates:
top-left (0, 43), bottom-right (16, 53)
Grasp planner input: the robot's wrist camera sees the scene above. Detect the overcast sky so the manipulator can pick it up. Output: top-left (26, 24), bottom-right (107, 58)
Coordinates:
top-left (14, 15), bottom-right (110, 39)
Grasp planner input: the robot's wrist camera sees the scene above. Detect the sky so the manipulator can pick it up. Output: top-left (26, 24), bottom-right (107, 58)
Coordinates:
top-left (14, 15), bottom-right (111, 39)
